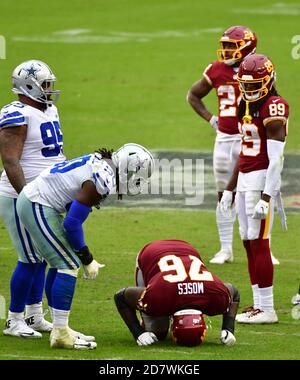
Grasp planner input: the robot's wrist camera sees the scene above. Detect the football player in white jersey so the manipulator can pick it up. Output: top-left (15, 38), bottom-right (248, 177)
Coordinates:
top-left (0, 60), bottom-right (66, 338)
top-left (16, 144), bottom-right (155, 349)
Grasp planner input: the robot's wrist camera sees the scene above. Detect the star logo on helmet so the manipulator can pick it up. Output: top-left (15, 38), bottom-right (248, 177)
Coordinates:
top-left (24, 65), bottom-right (40, 79)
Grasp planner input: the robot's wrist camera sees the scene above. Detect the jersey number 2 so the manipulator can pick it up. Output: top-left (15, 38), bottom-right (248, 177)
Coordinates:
top-left (217, 85), bottom-right (237, 117)
top-left (40, 121), bottom-right (63, 157)
top-left (158, 255), bottom-right (214, 283)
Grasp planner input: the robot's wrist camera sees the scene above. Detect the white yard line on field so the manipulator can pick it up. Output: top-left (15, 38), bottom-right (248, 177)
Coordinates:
top-left (246, 330), bottom-right (300, 337)
top-left (0, 353), bottom-right (91, 360)
top-left (233, 2), bottom-right (300, 16)
top-left (13, 28), bottom-right (223, 45)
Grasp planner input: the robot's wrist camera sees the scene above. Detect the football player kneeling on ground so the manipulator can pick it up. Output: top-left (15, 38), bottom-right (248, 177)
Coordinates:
top-left (114, 239), bottom-right (239, 347)
top-left (220, 54), bottom-right (288, 324)
top-left (16, 144), bottom-right (154, 349)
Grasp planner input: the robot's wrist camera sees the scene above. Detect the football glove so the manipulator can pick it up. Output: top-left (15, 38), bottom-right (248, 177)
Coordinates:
top-left (83, 260), bottom-right (105, 280)
top-left (220, 330), bottom-right (236, 346)
top-left (209, 115), bottom-right (219, 130)
top-left (252, 199), bottom-right (269, 220)
top-left (136, 332), bottom-right (158, 346)
top-left (220, 190), bottom-right (234, 218)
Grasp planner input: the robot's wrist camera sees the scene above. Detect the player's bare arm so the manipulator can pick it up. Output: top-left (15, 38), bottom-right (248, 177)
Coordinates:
top-left (76, 180), bottom-right (103, 208)
top-left (115, 287), bottom-right (152, 339)
top-left (0, 125), bottom-right (27, 194)
top-left (223, 284), bottom-right (240, 333)
top-left (187, 78), bottom-right (213, 122)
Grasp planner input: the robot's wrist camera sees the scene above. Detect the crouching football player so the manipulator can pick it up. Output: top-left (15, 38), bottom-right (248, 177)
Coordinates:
top-left (114, 239), bottom-right (239, 347)
top-left (16, 144), bottom-right (154, 349)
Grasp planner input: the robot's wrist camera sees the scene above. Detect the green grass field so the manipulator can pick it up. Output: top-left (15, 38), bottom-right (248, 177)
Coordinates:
top-left (0, 0), bottom-right (300, 360)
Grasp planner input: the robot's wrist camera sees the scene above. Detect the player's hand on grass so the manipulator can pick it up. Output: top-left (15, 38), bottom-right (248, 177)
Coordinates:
top-left (83, 260), bottom-right (105, 280)
top-left (136, 332), bottom-right (158, 346)
top-left (220, 330), bottom-right (236, 346)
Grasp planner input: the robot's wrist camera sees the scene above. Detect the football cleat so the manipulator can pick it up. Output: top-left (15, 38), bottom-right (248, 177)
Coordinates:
top-left (291, 305), bottom-right (300, 320)
top-left (25, 314), bottom-right (53, 332)
top-left (235, 306), bottom-right (255, 322)
top-left (68, 327), bottom-right (95, 342)
top-left (3, 318), bottom-right (42, 338)
top-left (291, 293), bottom-right (300, 306)
top-left (238, 309), bottom-right (278, 324)
top-left (50, 327), bottom-right (97, 350)
top-left (220, 330), bottom-right (236, 346)
top-left (209, 249), bottom-right (233, 264)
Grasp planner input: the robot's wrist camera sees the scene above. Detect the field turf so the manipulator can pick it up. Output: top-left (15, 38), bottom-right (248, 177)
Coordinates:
top-left (0, 0), bottom-right (299, 360)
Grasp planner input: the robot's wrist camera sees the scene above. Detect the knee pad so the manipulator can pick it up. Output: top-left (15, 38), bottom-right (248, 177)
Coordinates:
top-left (58, 268), bottom-right (79, 278)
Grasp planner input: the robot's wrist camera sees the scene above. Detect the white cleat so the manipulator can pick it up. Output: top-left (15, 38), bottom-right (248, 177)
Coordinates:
top-left (220, 330), bottom-right (236, 346)
top-left (50, 327), bottom-right (97, 349)
top-left (291, 293), bottom-right (300, 306)
top-left (68, 327), bottom-right (95, 342)
top-left (239, 309), bottom-right (278, 324)
top-left (209, 249), bottom-right (233, 264)
top-left (25, 314), bottom-right (53, 332)
top-left (271, 253), bottom-right (280, 265)
top-left (235, 306), bottom-right (255, 323)
top-left (3, 318), bottom-right (42, 338)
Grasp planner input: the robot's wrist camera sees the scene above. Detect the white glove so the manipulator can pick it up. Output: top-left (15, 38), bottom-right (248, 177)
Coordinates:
top-left (136, 332), bottom-right (158, 346)
top-left (83, 260), bottom-right (105, 280)
top-left (209, 115), bottom-right (219, 130)
top-left (220, 330), bottom-right (236, 346)
top-left (252, 199), bottom-right (269, 220)
top-left (220, 190), bottom-right (234, 218)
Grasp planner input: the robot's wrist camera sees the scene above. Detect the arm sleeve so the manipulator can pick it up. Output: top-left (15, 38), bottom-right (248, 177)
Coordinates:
top-left (63, 199), bottom-right (91, 250)
top-left (263, 139), bottom-right (285, 197)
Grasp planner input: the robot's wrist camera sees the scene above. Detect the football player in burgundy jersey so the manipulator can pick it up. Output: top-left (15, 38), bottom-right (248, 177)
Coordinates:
top-left (220, 54), bottom-right (288, 324)
top-left (114, 240), bottom-right (239, 346)
top-left (187, 26), bottom-right (257, 264)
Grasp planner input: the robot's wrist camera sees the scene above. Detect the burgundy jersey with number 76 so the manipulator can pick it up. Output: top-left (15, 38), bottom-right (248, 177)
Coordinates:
top-left (136, 240), bottom-right (231, 317)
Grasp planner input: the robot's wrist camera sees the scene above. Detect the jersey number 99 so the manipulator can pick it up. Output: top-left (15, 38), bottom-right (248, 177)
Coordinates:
top-left (40, 121), bottom-right (63, 157)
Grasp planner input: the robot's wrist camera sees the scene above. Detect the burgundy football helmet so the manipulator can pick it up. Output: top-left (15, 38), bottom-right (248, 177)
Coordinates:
top-left (237, 53), bottom-right (276, 102)
top-left (171, 309), bottom-right (206, 346)
top-left (217, 26), bottom-right (257, 65)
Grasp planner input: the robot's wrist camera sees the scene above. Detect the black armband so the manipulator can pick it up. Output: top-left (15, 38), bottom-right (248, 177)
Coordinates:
top-left (75, 246), bottom-right (93, 265)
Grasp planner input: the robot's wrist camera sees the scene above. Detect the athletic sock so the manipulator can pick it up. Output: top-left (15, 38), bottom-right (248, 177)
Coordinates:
top-left (243, 240), bottom-right (257, 285)
top-left (45, 268), bottom-right (57, 308)
top-left (26, 260), bottom-right (46, 306)
top-left (216, 202), bottom-right (235, 251)
top-left (251, 284), bottom-right (260, 310)
top-left (9, 261), bottom-right (38, 313)
top-left (250, 239), bottom-right (273, 288)
top-left (51, 272), bottom-right (77, 328)
top-left (259, 286), bottom-right (274, 312)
